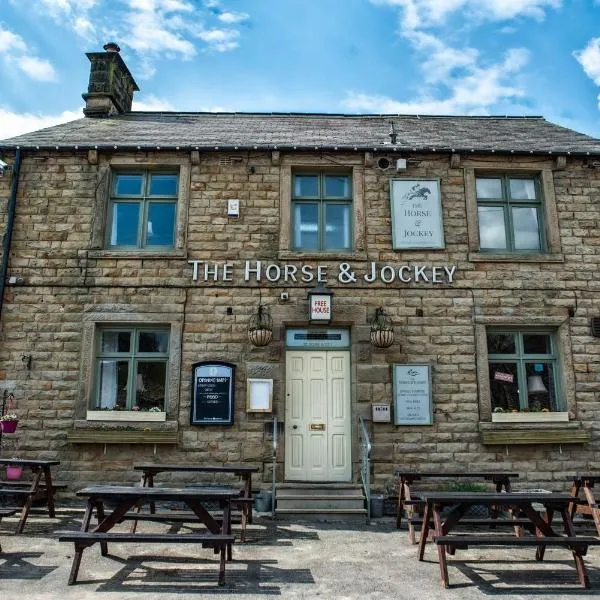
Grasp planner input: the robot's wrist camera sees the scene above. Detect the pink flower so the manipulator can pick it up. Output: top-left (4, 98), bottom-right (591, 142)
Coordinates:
top-left (132, 405), bottom-right (140, 411)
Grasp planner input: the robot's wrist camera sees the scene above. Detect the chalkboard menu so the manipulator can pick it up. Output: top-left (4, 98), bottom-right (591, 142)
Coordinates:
top-left (393, 364), bottom-right (433, 425)
top-left (191, 361), bottom-right (235, 425)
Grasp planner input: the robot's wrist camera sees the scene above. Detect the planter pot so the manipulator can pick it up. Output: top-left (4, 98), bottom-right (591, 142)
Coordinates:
top-left (248, 328), bottom-right (273, 347)
top-left (491, 412), bottom-right (568, 423)
top-left (86, 410), bottom-right (166, 422)
top-left (370, 329), bottom-right (394, 348)
top-left (1, 420), bottom-right (18, 433)
top-left (6, 465), bottom-right (23, 480)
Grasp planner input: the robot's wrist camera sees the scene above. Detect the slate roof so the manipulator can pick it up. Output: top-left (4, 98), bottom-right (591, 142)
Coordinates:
top-left (1, 112), bottom-right (600, 156)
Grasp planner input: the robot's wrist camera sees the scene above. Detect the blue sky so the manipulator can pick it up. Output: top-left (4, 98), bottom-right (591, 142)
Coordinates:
top-left (1, 0), bottom-right (600, 140)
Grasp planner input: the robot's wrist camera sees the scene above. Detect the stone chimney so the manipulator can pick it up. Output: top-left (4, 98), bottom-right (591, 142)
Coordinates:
top-left (82, 43), bottom-right (139, 118)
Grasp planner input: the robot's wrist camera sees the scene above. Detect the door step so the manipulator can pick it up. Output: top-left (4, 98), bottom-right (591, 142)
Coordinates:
top-left (274, 484), bottom-right (367, 519)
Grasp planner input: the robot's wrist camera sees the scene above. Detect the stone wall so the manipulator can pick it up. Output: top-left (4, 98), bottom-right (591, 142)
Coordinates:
top-left (0, 149), bottom-right (599, 494)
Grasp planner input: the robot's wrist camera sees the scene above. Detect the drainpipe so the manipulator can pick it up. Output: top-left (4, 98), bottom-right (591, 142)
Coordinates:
top-left (0, 149), bottom-right (23, 323)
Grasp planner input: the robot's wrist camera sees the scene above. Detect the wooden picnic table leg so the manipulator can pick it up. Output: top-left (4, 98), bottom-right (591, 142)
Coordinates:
top-left (396, 476), bottom-right (405, 529)
top-left (41, 466), bottom-right (57, 518)
top-left (581, 483), bottom-right (600, 537)
top-left (432, 503), bottom-right (450, 588)
top-left (417, 501), bottom-right (431, 561)
top-left (14, 467), bottom-right (43, 534)
top-left (569, 478), bottom-right (581, 519)
top-left (131, 471), bottom-right (154, 533)
top-left (68, 500), bottom-right (95, 585)
top-left (560, 504), bottom-right (590, 588)
top-left (244, 473), bottom-right (253, 525)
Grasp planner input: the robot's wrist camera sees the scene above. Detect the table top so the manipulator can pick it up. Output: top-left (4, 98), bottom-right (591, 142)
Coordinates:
top-left (394, 470), bottom-right (519, 479)
top-left (568, 474), bottom-right (600, 483)
top-left (134, 463), bottom-right (259, 474)
top-left (0, 458), bottom-right (60, 467)
top-left (421, 491), bottom-right (574, 506)
top-left (76, 485), bottom-right (242, 501)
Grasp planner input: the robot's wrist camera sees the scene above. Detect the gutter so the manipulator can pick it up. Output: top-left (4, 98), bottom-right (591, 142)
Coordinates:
top-left (0, 149), bottom-right (22, 324)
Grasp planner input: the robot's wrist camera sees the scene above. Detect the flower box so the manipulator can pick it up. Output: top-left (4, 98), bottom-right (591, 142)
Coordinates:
top-left (86, 410), bottom-right (166, 422)
top-left (491, 411), bottom-right (568, 423)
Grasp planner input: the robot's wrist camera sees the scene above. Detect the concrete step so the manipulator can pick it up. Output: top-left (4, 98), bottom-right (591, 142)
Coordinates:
top-left (277, 495), bottom-right (365, 511)
top-left (276, 507), bottom-right (368, 520)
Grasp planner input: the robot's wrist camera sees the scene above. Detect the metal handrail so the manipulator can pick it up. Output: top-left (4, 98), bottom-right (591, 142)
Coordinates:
top-left (358, 416), bottom-right (372, 523)
top-left (271, 415), bottom-right (277, 518)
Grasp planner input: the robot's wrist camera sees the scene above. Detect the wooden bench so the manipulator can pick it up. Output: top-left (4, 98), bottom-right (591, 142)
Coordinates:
top-left (122, 497), bottom-right (254, 541)
top-left (58, 531), bottom-right (235, 586)
top-left (435, 534), bottom-right (600, 554)
top-left (0, 508), bottom-right (18, 552)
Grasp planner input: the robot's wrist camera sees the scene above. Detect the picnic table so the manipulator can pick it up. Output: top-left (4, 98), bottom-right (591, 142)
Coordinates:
top-left (568, 474), bottom-right (600, 536)
top-left (58, 485), bottom-right (240, 586)
top-left (417, 491), bottom-right (600, 589)
top-left (132, 463), bottom-right (259, 538)
top-left (394, 470), bottom-right (518, 543)
top-left (0, 458), bottom-right (61, 533)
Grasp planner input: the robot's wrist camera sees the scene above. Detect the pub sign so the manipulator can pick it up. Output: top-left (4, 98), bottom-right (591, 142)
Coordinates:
top-left (191, 361), bottom-right (235, 425)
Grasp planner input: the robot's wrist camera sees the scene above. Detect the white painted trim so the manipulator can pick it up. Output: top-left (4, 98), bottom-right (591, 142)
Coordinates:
top-left (491, 412), bottom-right (568, 423)
top-left (86, 411), bottom-right (166, 422)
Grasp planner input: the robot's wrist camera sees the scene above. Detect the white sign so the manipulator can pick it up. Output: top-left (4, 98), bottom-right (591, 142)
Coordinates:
top-left (390, 179), bottom-right (445, 249)
top-left (310, 294), bottom-right (331, 321)
top-left (393, 364), bottom-right (433, 425)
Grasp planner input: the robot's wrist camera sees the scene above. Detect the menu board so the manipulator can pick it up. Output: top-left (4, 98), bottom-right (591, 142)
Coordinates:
top-left (191, 361), bottom-right (235, 425)
top-left (393, 364), bottom-right (433, 425)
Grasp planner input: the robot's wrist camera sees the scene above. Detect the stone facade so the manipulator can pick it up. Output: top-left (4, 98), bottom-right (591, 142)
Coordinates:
top-left (0, 143), bottom-right (599, 496)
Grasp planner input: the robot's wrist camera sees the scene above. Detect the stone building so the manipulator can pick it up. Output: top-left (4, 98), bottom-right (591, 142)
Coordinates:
top-left (1, 44), bottom-right (600, 508)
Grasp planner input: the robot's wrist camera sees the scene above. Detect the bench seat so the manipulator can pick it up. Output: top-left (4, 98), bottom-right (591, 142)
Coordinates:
top-left (434, 535), bottom-right (600, 554)
top-left (58, 531), bottom-right (235, 586)
top-left (410, 517), bottom-right (534, 526)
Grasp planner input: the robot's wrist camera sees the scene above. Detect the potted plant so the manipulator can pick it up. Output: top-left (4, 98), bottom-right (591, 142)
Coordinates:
top-left (5, 460), bottom-right (23, 480)
top-left (0, 413), bottom-right (19, 433)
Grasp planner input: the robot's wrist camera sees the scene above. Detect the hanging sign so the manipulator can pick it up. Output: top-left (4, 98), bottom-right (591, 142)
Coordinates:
top-left (191, 361), bottom-right (235, 425)
top-left (393, 364), bottom-right (433, 425)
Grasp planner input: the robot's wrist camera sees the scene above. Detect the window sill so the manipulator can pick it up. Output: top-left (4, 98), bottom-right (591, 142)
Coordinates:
top-left (469, 252), bottom-right (564, 263)
top-left (480, 420), bottom-right (589, 445)
top-left (86, 411), bottom-right (166, 422)
top-left (87, 250), bottom-right (187, 260)
top-left (277, 250), bottom-right (368, 261)
top-left (491, 412), bottom-right (568, 423)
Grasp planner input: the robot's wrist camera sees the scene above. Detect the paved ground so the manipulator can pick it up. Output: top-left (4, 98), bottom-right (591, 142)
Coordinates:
top-left (1, 508), bottom-right (600, 599)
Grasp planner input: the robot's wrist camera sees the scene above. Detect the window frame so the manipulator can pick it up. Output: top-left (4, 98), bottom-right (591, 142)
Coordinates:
top-left (92, 326), bottom-right (171, 412)
top-left (106, 169), bottom-right (179, 250)
top-left (476, 173), bottom-right (545, 253)
top-left (486, 328), bottom-right (562, 413)
top-left (291, 171), bottom-right (354, 252)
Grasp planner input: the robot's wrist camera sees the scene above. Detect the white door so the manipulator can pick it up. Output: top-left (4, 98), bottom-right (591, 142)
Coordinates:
top-left (285, 350), bottom-right (351, 482)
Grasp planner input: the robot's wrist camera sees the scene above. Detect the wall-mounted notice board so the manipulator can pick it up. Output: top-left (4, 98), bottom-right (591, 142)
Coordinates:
top-left (247, 379), bottom-right (273, 412)
top-left (393, 363), bottom-right (433, 425)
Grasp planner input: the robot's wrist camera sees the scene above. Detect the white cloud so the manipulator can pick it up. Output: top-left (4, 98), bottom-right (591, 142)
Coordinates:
top-left (0, 108), bottom-right (81, 141)
top-left (193, 28), bottom-right (240, 52)
top-left (72, 17), bottom-right (95, 39)
top-left (16, 56), bottom-right (57, 82)
top-left (132, 96), bottom-right (175, 111)
top-left (0, 26), bottom-right (27, 54)
top-left (575, 38), bottom-right (600, 86)
top-left (218, 11), bottom-right (249, 24)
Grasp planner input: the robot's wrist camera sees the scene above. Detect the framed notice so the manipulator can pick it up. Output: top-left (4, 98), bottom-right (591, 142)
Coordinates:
top-left (390, 179), bottom-right (444, 249)
top-left (191, 361), bottom-right (235, 425)
top-left (393, 364), bottom-right (433, 425)
top-left (247, 378), bottom-right (273, 412)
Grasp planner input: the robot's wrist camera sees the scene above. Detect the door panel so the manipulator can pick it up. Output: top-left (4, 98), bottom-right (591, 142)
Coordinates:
top-left (285, 350), bottom-right (351, 481)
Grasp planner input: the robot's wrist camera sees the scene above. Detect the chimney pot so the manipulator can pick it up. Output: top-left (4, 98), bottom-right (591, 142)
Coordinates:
top-left (103, 42), bottom-right (121, 53)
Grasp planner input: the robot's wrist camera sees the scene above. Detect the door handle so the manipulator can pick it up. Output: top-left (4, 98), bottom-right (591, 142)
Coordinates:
top-left (292, 425), bottom-right (298, 429)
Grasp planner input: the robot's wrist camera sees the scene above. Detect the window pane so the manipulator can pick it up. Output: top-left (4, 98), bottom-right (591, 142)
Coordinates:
top-left (487, 332), bottom-right (515, 355)
top-left (324, 175), bottom-right (350, 198)
top-left (115, 174), bottom-right (143, 196)
top-left (96, 360), bottom-right (129, 409)
top-left (149, 174), bottom-right (178, 196)
top-left (512, 207), bottom-right (540, 250)
top-left (488, 363), bottom-right (519, 412)
top-left (525, 363), bottom-right (556, 411)
top-left (135, 362), bottom-right (166, 411)
top-left (478, 206), bottom-right (507, 249)
top-left (476, 178), bottom-right (502, 199)
top-left (294, 175), bottom-right (319, 197)
top-left (324, 204), bottom-right (351, 250)
top-left (509, 179), bottom-right (536, 200)
top-left (101, 331), bottom-right (131, 353)
top-left (147, 203), bottom-right (176, 247)
top-left (523, 333), bottom-right (551, 355)
top-left (293, 203), bottom-right (319, 249)
top-left (110, 202), bottom-right (140, 246)
top-left (138, 331), bottom-right (169, 353)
